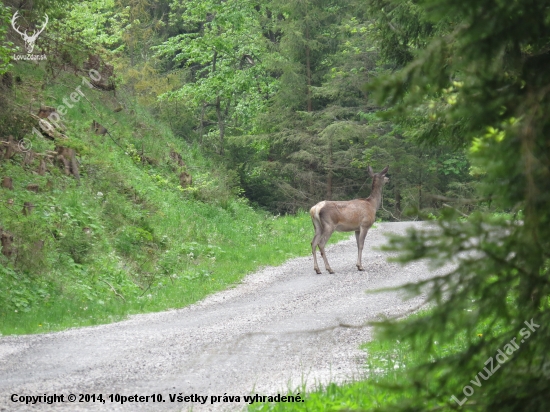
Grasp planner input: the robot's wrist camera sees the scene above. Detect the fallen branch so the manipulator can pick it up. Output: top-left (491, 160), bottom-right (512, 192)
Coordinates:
top-left (381, 195), bottom-right (401, 221)
top-left (101, 279), bottom-right (126, 301)
top-left (428, 194), bottom-right (491, 204)
top-left (443, 203), bottom-right (469, 218)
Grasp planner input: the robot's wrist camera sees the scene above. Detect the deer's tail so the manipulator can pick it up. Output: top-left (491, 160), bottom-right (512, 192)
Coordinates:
top-left (310, 201), bottom-right (326, 245)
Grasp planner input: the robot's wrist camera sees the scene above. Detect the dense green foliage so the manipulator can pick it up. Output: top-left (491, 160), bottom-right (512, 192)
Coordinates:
top-left (1, 63), bottom-right (350, 334)
top-left (251, 0), bottom-right (550, 410)
top-left (0, 3), bottom-right (14, 74)
top-left (254, 0), bottom-right (549, 409)
top-left (2, 0), bottom-right (548, 410)
top-left (45, 0), bottom-right (472, 215)
top-left (365, 0), bottom-right (550, 409)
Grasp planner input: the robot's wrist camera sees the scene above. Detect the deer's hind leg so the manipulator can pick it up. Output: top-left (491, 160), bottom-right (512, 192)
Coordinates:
top-left (311, 232), bottom-right (322, 274)
top-left (311, 212), bottom-right (323, 274)
top-left (318, 227), bottom-right (335, 274)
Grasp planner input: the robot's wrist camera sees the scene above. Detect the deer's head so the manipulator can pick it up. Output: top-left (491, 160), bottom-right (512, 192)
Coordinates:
top-left (368, 165), bottom-right (390, 185)
top-left (11, 11), bottom-right (48, 54)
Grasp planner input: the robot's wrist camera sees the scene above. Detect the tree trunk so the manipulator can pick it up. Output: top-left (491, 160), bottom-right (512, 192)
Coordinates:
top-left (215, 96), bottom-right (225, 156)
top-left (199, 101), bottom-right (206, 146)
top-left (305, 1), bottom-right (312, 112)
top-left (395, 188), bottom-right (401, 218)
top-left (212, 51), bottom-right (217, 74)
top-left (130, 41), bottom-right (134, 67)
top-left (418, 168), bottom-right (423, 212)
top-left (326, 138), bottom-right (333, 200)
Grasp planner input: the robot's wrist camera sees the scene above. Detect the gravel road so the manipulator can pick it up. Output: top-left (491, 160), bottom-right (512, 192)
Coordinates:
top-left (0, 221), bottom-right (446, 412)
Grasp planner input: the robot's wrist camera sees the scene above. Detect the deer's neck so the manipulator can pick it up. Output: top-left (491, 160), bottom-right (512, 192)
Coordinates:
top-left (367, 181), bottom-right (384, 211)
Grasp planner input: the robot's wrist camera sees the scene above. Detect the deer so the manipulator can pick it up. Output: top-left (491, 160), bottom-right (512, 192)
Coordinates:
top-left (11, 11), bottom-right (48, 54)
top-left (310, 165), bottom-right (389, 274)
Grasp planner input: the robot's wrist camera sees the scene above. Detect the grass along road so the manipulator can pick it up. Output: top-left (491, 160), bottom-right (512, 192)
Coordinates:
top-left (0, 221), bottom-right (449, 411)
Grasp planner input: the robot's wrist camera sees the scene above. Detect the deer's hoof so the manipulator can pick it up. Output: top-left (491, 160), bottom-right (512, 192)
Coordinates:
top-left (314, 268), bottom-right (322, 275)
top-left (357, 266), bottom-right (364, 271)
top-left (328, 269), bottom-right (335, 274)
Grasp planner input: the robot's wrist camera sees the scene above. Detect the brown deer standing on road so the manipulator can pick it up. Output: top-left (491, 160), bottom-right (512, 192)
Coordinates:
top-left (310, 166), bottom-right (389, 274)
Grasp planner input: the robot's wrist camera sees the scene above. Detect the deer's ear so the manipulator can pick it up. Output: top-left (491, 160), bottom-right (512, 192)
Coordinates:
top-left (380, 165), bottom-right (389, 175)
top-left (367, 165), bottom-right (374, 177)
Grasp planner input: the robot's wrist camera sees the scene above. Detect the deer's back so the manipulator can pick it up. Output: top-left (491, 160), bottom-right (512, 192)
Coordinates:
top-left (312, 199), bottom-right (376, 231)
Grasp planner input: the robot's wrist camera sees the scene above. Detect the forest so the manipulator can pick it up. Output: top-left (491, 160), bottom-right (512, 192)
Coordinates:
top-left (3, 0), bottom-right (476, 216)
top-left (1, 0), bottom-right (549, 411)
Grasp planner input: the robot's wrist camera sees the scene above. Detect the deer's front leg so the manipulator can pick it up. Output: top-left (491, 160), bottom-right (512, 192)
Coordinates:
top-left (355, 228), bottom-right (369, 271)
top-left (311, 239), bottom-right (322, 275)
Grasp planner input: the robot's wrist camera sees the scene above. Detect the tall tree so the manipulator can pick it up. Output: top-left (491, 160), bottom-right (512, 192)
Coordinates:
top-left (0, 3), bottom-right (13, 75)
top-left (235, 2), bottom-right (471, 215)
top-left (155, 0), bottom-right (276, 155)
top-left (369, 0), bottom-right (550, 410)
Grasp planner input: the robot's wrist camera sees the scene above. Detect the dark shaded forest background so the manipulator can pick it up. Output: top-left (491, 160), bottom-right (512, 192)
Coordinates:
top-left (2, 0), bottom-right (474, 217)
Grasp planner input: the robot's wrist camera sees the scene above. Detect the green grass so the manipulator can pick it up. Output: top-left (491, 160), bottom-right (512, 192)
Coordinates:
top-left (1, 206), bottom-right (347, 335)
top-left (0, 63), bottom-right (348, 335)
top-left (246, 341), bottom-right (415, 411)
top-left (247, 311), bottom-right (485, 411)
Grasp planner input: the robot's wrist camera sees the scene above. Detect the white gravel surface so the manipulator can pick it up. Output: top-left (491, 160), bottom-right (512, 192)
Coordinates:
top-left (0, 221), bottom-right (447, 412)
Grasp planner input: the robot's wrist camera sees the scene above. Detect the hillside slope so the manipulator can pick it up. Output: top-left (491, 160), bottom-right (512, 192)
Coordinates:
top-left (0, 62), bottom-right (344, 335)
